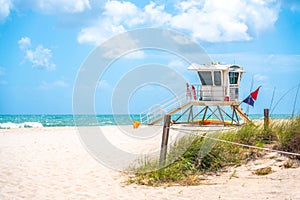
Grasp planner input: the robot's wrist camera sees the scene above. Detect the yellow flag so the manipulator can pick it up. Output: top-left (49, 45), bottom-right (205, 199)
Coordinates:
top-left (133, 121), bottom-right (141, 128)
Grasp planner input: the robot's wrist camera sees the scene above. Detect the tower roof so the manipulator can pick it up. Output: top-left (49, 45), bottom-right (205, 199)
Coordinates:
top-left (188, 62), bottom-right (244, 72)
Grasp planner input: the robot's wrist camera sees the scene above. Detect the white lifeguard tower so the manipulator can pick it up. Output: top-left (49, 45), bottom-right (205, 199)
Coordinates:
top-left (188, 62), bottom-right (244, 102)
top-left (140, 62), bottom-right (251, 126)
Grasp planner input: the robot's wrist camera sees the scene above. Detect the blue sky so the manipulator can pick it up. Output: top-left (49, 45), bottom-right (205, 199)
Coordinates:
top-left (0, 0), bottom-right (299, 115)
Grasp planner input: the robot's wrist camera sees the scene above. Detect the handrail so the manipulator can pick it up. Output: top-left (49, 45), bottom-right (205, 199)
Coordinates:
top-left (139, 89), bottom-right (186, 115)
top-left (139, 84), bottom-right (233, 124)
top-left (139, 91), bottom-right (188, 124)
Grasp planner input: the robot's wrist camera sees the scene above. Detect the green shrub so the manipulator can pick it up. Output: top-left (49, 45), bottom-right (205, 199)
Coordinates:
top-left (128, 117), bottom-right (300, 186)
top-left (129, 131), bottom-right (252, 186)
top-left (272, 117), bottom-right (300, 157)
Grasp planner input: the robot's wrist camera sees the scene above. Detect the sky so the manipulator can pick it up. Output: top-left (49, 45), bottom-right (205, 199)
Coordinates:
top-left (0, 0), bottom-right (299, 115)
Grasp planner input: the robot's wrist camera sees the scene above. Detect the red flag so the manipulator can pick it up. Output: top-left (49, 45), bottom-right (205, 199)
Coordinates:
top-left (250, 86), bottom-right (261, 101)
top-left (191, 85), bottom-right (197, 100)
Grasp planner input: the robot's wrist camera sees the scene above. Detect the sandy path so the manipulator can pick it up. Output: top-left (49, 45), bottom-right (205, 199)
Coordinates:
top-left (0, 127), bottom-right (299, 200)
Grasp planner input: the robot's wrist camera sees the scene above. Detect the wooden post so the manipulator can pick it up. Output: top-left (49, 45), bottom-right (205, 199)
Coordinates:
top-left (264, 109), bottom-right (269, 130)
top-left (159, 115), bottom-right (171, 166)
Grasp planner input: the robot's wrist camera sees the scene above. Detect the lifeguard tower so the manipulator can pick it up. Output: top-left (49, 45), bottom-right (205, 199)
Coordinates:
top-left (140, 62), bottom-right (251, 126)
top-left (189, 62), bottom-right (244, 102)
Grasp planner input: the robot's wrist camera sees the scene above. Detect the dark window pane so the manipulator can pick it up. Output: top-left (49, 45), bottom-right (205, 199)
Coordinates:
top-left (198, 72), bottom-right (212, 85)
top-left (229, 72), bottom-right (239, 84)
top-left (214, 71), bottom-right (222, 86)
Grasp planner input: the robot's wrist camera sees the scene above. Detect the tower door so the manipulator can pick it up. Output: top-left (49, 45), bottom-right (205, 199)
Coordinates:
top-left (229, 87), bottom-right (239, 101)
top-left (229, 71), bottom-right (240, 101)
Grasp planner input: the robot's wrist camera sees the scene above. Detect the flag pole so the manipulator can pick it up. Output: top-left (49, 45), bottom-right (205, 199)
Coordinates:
top-left (269, 87), bottom-right (276, 115)
top-left (246, 75), bottom-right (254, 114)
top-left (292, 83), bottom-right (300, 119)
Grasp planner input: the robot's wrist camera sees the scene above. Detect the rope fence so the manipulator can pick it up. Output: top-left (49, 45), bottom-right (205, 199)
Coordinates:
top-left (170, 126), bottom-right (300, 157)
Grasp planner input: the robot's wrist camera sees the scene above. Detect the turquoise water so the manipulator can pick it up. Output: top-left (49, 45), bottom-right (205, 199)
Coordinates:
top-left (0, 114), bottom-right (296, 129)
top-left (0, 115), bottom-right (141, 128)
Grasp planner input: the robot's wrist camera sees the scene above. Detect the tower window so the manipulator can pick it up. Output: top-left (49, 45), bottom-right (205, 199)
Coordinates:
top-left (229, 72), bottom-right (239, 84)
top-left (214, 71), bottom-right (222, 86)
top-left (198, 71), bottom-right (213, 85)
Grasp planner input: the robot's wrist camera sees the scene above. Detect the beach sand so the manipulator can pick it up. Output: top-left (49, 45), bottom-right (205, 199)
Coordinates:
top-left (0, 126), bottom-right (299, 200)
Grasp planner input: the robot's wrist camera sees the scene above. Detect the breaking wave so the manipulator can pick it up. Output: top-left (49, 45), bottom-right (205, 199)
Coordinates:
top-left (0, 122), bottom-right (44, 129)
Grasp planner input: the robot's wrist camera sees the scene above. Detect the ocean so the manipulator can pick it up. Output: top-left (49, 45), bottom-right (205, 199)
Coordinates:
top-left (0, 114), bottom-right (296, 129)
top-left (0, 115), bottom-right (141, 129)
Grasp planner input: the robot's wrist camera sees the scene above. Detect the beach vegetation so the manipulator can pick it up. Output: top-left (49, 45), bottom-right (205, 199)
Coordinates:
top-left (254, 166), bottom-right (273, 175)
top-left (271, 117), bottom-right (300, 157)
top-left (128, 117), bottom-right (300, 186)
top-left (283, 161), bottom-right (293, 168)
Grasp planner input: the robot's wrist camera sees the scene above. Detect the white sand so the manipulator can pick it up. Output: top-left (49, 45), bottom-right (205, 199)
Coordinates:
top-left (0, 126), bottom-right (299, 200)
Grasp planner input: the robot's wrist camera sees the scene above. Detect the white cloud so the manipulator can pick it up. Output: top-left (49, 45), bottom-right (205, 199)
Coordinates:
top-left (25, 45), bottom-right (56, 70)
top-left (77, 0), bottom-right (280, 45)
top-left (77, 1), bottom-right (137, 45)
top-left (166, 31), bottom-right (194, 45)
top-left (39, 80), bottom-right (68, 89)
top-left (77, 1), bottom-right (171, 46)
top-left (1, 0), bottom-right (91, 22)
top-left (144, 2), bottom-right (172, 26)
top-left (77, 19), bottom-right (126, 46)
top-left (101, 35), bottom-right (145, 59)
top-left (78, 24), bottom-right (147, 59)
top-left (18, 37), bottom-right (56, 71)
top-left (19, 0), bottom-right (91, 14)
top-left (171, 0), bottom-right (279, 42)
top-left (175, 0), bottom-right (203, 12)
top-left (18, 37), bottom-right (31, 50)
top-left (0, 0), bottom-right (13, 22)
top-left (104, 0), bottom-right (142, 26)
top-left (102, 1), bottom-right (171, 27)
top-left (0, 0), bottom-right (286, 43)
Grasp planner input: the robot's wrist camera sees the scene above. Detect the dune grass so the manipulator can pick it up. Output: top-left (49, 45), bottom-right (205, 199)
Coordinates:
top-left (271, 117), bottom-right (300, 156)
top-left (128, 117), bottom-right (300, 186)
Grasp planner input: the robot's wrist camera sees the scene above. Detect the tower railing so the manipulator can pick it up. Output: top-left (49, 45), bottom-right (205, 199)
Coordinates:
top-left (139, 91), bottom-right (188, 125)
top-left (139, 84), bottom-right (238, 125)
